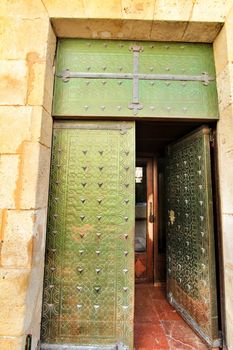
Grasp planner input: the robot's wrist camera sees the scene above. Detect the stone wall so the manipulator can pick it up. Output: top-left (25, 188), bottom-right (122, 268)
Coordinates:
top-left (0, 1), bottom-right (233, 349)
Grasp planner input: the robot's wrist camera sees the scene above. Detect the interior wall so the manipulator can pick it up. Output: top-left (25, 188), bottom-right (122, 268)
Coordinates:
top-left (1, 1), bottom-right (233, 350)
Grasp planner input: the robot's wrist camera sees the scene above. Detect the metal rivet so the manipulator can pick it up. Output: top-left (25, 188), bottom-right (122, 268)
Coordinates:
top-left (118, 81), bottom-right (123, 85)
top-left (166, 67), bottom-right (170, 71)
top-left (102, 81), bottom-right (107, 85)
top-left (150, 81), bottom-right (155, 86)
top-left (84, 105), bottom-right (89, 111)
top-left (53, 214), bottom-right (58, 218)
top-left (94, 304), bottom-right (100, 310)
top-left (54, 197), bottom-right (59, 201)
top-left (166, 82), bottom-right (170, 86)
top-left (87, 42), bottom-right (91, 47)
top-left (180, 46), bottom-right (184, 49)
top-left (96, 250), bottom-right (101, 256)
top-left (55, 180), bottom-right (59, 185)
top-left (165, 45), bottom-right (170, 49)
top-left (182, 107), bottom-right (187, 112)
top-left (87, 66), bottom-right (91, 71)
top-left (104, 43), bottom-right (108, 47)
top-left (200, 216), bottom-right (204, 221)
top-left (122, 305), bottom-right (129, 310)
top-left (150, 106), bottom-right (155, 111)
top-left (96, 268), bottom-right (101, 273)
top-left (56, 164), bottom-right (61, 168)
top-left (79, 250), bottom-right (84, 255)
top-left (85, 81), bottom-right (90, 86)
top-left (50, 267), bottom-right (56, 271)
top-left (97, 199), bottom-right (102, 204)
top-left (125, 150), bottom-right (129, 156)
top-left (125, 166), bottom-right (129, 171)
top-left (199, 200), bottom-right (203, 206)
top-left (119, 66), bottom-right (123, 71)
top-left (123, 268), bottom-right (128, 273)
top-left (181, 68), bottom-right (185, 73)
top-left (167, 107), bottom-right (171, 111)
top-left (150, 66), bottom-right (154, 71)
top-left (117, 105), bottom-right (122, 111)
top-left (80, 215), bottom-right (85, 221)
top-left (119, 43), bottom-right (124, 48)
top-left (124, 183), bottom-right (129, 188)
top-left (100, 105), bottom-right (105, 110)
top-left (83, 150), bottom-right (87, 155)
top-left (79, 232), bottom-right (85, 238)
top-left (81, 182), bottom-right (87, 187)
top-left (82, 166), bottom-right (87, 171)
top-left (77, 268), bottom-right (83, 273)
top-left (99, 166), bottom-right (103, 171)
top-left (94, 286), bottom-right (101, 293)
top-left (96, 232), bottom-right (102, 238)
top-left (77, 286), bottom-right (82, 292)
top-left (124, 233), bottom-right (128, 239)
top-left (52, 230), bottom-right (57, 234)
top-left (124, 199), bottom-right (129, 204)
top-left (182, 82), bottom-right (186, 86)
top-left (49, 284), bottom-right (54, 289)
top-left (58, 148), bottom-right (62, 152)
top-left (48, 303), bottom-right (54, 308)
top-left (99, 151), bottom-right (103, 155)
top-left (97, 215), bottom-right (102, 221)
top-left (124, 217), bottom-right (128, 222)
top-left (103, 66), bottom-right (107, 71)
top-left (51, 248), bottom-right (56, 253)
top-left (124, 251), bottom-right (129, 256)
top-left (150, 45), bottom-right (154, 49)
top-left (77, 304), bottom-right (83, 309)
top-left (123, 287), bottom-right (128, 292)
top-left (98, 182), bottom-right (103, 188)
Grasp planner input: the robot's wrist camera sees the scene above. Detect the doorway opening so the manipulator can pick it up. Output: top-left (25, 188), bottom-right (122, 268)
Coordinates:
top-left (134, 120), bottom-right (222, 350)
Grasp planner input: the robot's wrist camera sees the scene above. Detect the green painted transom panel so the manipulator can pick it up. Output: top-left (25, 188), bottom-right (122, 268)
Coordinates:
top-left (41, 121), bottom-right (135, 349)
top-left (53, 39), bottom-right (219, 120)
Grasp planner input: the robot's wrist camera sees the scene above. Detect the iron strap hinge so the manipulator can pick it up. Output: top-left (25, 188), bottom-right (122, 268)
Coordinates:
top-left (57, 44), bottom-right (215, 115)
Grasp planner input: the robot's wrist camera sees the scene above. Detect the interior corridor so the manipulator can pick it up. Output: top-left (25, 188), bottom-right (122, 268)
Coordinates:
top-left (134, 284), bottom-right (209, 350)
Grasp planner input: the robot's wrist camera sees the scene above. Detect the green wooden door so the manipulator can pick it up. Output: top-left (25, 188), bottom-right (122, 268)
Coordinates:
top-left (165, 126), bottom-right (221, 347)
top-left (41, 121), bottom-right (135, 350)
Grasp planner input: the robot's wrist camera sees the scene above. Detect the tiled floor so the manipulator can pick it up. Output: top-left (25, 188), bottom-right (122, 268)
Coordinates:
top-left (134, 284), bottom-right (209, 350)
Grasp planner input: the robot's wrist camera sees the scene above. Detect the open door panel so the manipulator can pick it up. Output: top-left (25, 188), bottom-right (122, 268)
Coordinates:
top-left (165, 126), bottom-right (221, 347)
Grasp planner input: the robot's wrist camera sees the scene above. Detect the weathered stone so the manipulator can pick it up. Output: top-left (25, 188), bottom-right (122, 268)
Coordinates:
top-left (17, 142), bottom-right (51, 209)
top-left (0, 60), bottom-right (27, 106)
top-left (0, 17), bottom-right (50, 60)
top-left (1, 210), bottom-right (35, 268)
top-left (150, 21), bottom-right (187, 41)
top-left (122, 0), bottom-right (154, 20)
top-left (0, 336), bottom-right (24, 350)
top-left (0, 0), bottom-right (47, 17)
top-left (216, 64), bottom-right (233, 113)
top-left (0, 268), bottom-right (30, 336)
top-left (222, 214), bottom-right (233, 266)
top-left (0, 106), bottom-right (31, 153)
top-left (31, 107), bottom-right (53, 148)
top-left (154, 0), bottom-right (193, 21)
top-left (182, 22), bottom-right (222, 43)
top-left (214, 26), bottom-right (228, 75)
top-left (0, 155), bottom-right (19, 209)
top-left (224, 265), bottom-right (233, 348)
top-left (191, 0), bottom-right (228, 22)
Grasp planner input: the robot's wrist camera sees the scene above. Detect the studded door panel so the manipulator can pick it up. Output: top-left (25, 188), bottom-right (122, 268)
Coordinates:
top-left (166, 126), bottom-right (220, 347)
top-left (41, 121), bottom-right (135, 349)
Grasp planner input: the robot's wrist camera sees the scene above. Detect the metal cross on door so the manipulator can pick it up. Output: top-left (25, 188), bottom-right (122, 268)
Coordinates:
top-left (165, 126), bottom-right (221, 347)
top-left (40, 121), bottom-right (135, 350)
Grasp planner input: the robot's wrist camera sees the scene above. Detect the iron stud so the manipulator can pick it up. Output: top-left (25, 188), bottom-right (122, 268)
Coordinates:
top-left (123, 269), bottom-right (128, 273)
top-left (96, 250), bottom-right (101, 256)
top-left (81, 197), bottom-right (86, 203)
top-left (97, 199), bottom-right (102, 204)
top-left (84, 105), bottom-right (89, 111)
top-left (97, 215), bottom-right (102, 221)
top-left (124, 251), bottom-right (129, 256)
top-left (96, 232), bottom-right (102, 238)
top-left (80, 215), bottom-right (85, 221)
top-left (122, 305), bottom-right (129, 310)
top-left (182, 82), bottom-right (186, 86)
top-left (82, 166), bottom-right (87, 171)
top-left (77, 268), bottom-right (83, 273)
top-left (118, 81), bottom-right (123, 85)
top-left (96, 268), bottom-right (101, 274)
top-left (81, 182), bottom-right (87, 187)
top-left (77, 286), bottom-right (82, 292)
top-left (124, 199), bottom-right (129, 204)
top-left (125, 150), bottom-right (129, 156)
top-left (87, 66), bottom-right (91, 71)
top-left (124, 233), bottom-right (128, 239)
top-left (166, 82), bottom-right (170, 86)
top-left (124, 183), bottom-right (129, 188)
top-left (150, 106), bottom-right (155, 110)
top-left (117, 105), bottom-right (122, 110)
top-left (124, 217), bottom-right (128, 222)
top-left (167, 107), bottom-right (171, 111)
top-left (119, 66), bottom-right (123, 71)
top-left (85, 81), bottom-right (90, 86)
top-left (123, 287), bottom-right (128, 292)
top-left (79, 250), bottom-right (84, 255)
top-left (124, 166), bottom-right (129, 171)
top-left (99, 166), bottom-right (103, 171)
top-left (102, 81), bottom-right (107, 85)
top-left (50, 267), bottom-right (56, 271)
top-left (77, 304), bottom-right (83, 309)
top-left (53, 214), bottom-right (58, 218)
top-left (103, 66), bottom-right (107, 71)
top-left (94, 286), bottom-right (101, 293)
top-left (150, 82), bottom-right (155, 86)
top-left (49, 284), bottom-right (54, 289)
top-left (100, 105), bottom-right (106, 110)
top-left (150, 45), bottom-right (154, 48)
top-left (182, 107), bottom-right (187, 112)
top-left (99, 150), bottom-right (103, 155)
top-left (166, 67), bottom-right (170, 71)
top-left (98, 182), bottom-right (103, 188)
top-left (82, 150), bottom-right (87, 155)
top-left (54, 197), bottom-right (59, 201)
top-left (150, 66), bottom-right (154, 71)
top-left (94, 304), bottom-right (100, 310)
top-left (55, 180), bottom-right (59, 185)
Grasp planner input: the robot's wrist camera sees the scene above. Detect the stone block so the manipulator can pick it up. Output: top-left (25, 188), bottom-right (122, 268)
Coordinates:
top-left (0, 0), bottom-right (47, 18)
top-left (154, 0), bottom-right (193, 21)
top-left (222, 214), bottom-right (233, 266)
top-left (150, 21), bottom-right (187, 41)
top-left (191, 0), bottom-right (227, 22)
top-left (0, 336), bottom-right (24, 350)
top-left (0, 268), bottom-right (30, 336)
top-left (224, 266), bottom-right (233, 348)
top-left (0, 60), bottom-right (27, 106)
top-left (26, 54), bottom-right (55, 114)
top-left (31, 107), bottom-right (53, 148)
top-left (19, 142), bottom-right (51, 209)
top-left (0, 106), bottom-right (32, 153)
top-left (1, 210), bottom-right (35, 268)
top-left (182, 22), bottom-right (222, 43)
top-left (0, 17), bottom-right (50, 60)
top-left (216, 64), bottom-right (233, 113)
top-left (122, 0), bottom-right (154, 20)
top-left (217, 103), bottom-right (233, 153)
top-left (46, 23), bottom-right (57, 68)
top-left (0, 155), bottom-right (19, 209)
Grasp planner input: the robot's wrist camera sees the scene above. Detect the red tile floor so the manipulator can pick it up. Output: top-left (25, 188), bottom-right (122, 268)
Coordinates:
top-left (134, 284), bottom-right (209, 350)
